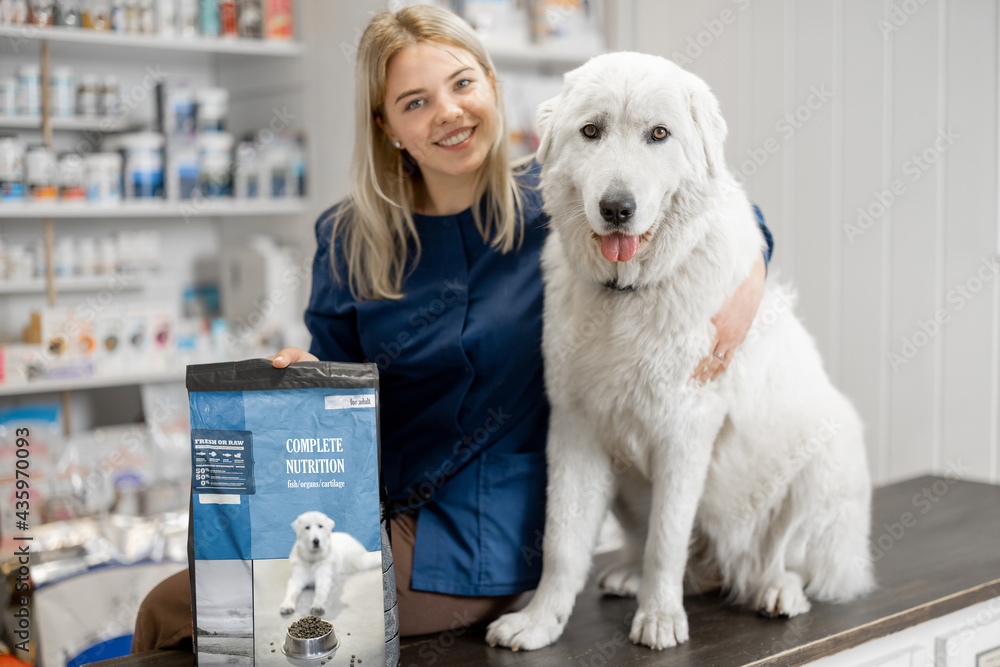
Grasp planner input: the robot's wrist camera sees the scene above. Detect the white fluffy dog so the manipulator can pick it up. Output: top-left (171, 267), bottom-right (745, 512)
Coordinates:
top-left (486, 52), bottom-right (874, 651)
top-left (279, 510), bottom-right (381, 616)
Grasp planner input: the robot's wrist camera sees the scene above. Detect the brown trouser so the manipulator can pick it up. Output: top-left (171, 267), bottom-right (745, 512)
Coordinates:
top-left (132, 512), bottom-right (522, 651)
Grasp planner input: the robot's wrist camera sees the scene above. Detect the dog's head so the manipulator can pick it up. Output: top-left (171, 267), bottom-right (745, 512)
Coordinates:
top-left (291, 511), bottom-right (335, 554)
top-left (535, 52), bottom-right (728, 286)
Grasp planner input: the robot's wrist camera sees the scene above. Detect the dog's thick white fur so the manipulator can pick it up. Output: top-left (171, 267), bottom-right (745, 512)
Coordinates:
top-left (486, 52), bottom-right (874, 651)
top-left (279, 510), bottom-right (381, 616)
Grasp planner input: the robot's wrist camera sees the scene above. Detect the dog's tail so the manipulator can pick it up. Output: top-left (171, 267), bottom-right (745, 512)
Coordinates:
top-left (339, 537), bottom-right (383, 575)
top-left (803, 495), bottom-right (877, 603)
top-left (359, 550), bottom-right (382, 573)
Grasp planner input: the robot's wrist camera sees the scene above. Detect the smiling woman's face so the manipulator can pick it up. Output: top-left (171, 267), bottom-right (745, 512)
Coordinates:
top-left (380, 41), bottom-right (498, 183)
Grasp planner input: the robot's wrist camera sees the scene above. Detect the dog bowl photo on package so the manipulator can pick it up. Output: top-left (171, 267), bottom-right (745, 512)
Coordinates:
top-left (283, 615), bottom-right (340, 660)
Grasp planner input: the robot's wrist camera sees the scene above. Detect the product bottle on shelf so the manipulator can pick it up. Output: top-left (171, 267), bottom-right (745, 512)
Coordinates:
top-left (199, 0), bottom-right (217, 35)
top-left (82, 0), bottom-right (111, 30)
top-left (263, 0), bottom-right (292, 40)
top-left (0, 134), bottom-right (26, 202)
top-left (237, 0), bottom-right (261, 38)
top-left (55, 0), bottom-right (81, 26)
top-left (25, 145), bottom-right (58, 200)
top-left (77, 73), bottom-right (99, 117)
top-left (28, 0), bottom-right (55, 26)
top-left (155, 0), bottom-right (173, 34)
top-left (18, 63), bottom-right (41, 117)
top-left (0, 78), bottom-right (16, 116)
top-left (176, 0), bottom-right (196, 36)
top-left (219, 0), bottom-right (237, 37)
top-left (50, 67), bottom-right (76, 118)
top-left (59, 152), bottom-right (87, 200)
top-left (1, 0), bottom-right (29, 25)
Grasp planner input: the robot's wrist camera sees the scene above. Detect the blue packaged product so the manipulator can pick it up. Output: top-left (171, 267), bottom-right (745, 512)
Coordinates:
top-left (186, 359), bottom-right (399, 666)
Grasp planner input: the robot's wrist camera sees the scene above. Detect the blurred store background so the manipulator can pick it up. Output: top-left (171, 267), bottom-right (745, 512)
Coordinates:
top-left (1, 0), bottom-right (999, 664)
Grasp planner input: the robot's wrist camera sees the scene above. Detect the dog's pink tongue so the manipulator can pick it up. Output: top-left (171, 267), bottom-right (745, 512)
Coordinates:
top-left (601, 233), bottom-right (641, 262)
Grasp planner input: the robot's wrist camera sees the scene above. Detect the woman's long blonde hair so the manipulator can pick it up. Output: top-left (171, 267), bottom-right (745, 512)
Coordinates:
top-left (329, 4), bottom-right (530, 300)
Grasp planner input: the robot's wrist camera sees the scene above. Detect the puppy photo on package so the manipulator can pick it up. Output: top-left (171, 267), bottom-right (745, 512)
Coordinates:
top-left (186, 360), bottom-right (398, 667)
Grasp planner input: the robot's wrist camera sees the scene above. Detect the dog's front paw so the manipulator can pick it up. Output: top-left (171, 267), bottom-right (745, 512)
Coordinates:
top-left (279, 603), bottom-right (295, 615)
top-left (757, 572), bottom-right (811, 618)
top-left (629, 606), bottom-right (688, 649)
top-left (486, 611), bottom-right (566, 651)
top-left (598, 562), bottom-right (641, 597)
top-left (309, 605), bottom-right (326, 617)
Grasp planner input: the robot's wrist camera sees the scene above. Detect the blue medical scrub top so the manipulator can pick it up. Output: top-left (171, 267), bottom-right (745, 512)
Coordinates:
top-left (304, 160), bottom-right (773, 596)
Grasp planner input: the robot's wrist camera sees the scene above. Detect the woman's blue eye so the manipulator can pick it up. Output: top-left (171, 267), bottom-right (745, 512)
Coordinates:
top-left (405, 98), bottom-right (424, 111)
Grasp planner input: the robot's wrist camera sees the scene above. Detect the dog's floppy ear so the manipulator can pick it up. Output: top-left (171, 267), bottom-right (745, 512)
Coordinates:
top-left (535, 95), bottom-right (558, 164)
top-left (687, 76), bottom-right (728, 180)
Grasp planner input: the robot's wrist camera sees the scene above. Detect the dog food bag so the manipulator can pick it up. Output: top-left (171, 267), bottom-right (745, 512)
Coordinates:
top-left (186, 359), bottom-right (398, 667)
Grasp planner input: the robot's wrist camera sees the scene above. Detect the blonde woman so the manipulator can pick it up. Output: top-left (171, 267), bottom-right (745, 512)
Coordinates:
top-left (133, 4), bottom-right (773, 650)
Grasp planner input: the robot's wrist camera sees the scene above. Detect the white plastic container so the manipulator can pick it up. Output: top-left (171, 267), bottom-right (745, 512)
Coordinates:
top-left (84, 152), bottom-right (123, 203)
top-left (17, 64), bottom-right (41, 116)
top-left (195, 87), bottom-right (228, 132)
top-left (169, 87), bottom-right (195, 136)
top-left (109, 132), bottom-right (165, 199)
top-left (197, 131), bottom-right (233, 198)
top-left (97, 236), bottom-right (117, 274)
top-left (50, 67), bottom-right (76, 118)
top-left (0, 135), bottom-right (25, 202)
top-left (0, 78), bottom-right (17, 116)
top-left (29, 241), bottom-right (45, 278)
top-left (59, 152), bottom-right (87, 200)
top-left (155, 0), bottom-right (173, 34)
top-left (176, 0), bottom-right (195, 35)
top-left (233, 136), bottom-right (258, 199)
top-left (55, 237), bottom-right (76, 276)
top-left (260, 140), bottom-right (289, 198)
top-left (25, 145), bottom-right (58, 200)
top-left (77, 237), bottom-right (98, 275)
top-left (127, 150), bottom-right (164, 198)
top-left (167, 139), bottom-right (198, 199)
top-left (5, 243), bottom-right (34, 282)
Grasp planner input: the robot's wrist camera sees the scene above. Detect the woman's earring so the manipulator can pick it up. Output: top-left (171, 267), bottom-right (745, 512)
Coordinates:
top-left (393, 141), bottom-right (402, 149)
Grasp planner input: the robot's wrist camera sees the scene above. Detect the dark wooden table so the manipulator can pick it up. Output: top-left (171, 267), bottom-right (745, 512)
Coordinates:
top-left (95, 475), bottom-right (1000, 666)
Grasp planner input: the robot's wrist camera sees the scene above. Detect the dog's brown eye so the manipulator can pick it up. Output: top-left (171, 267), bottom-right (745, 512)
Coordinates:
top-left (581, 124), bottom-right (599, 139)
top-left (651, 126), bottom-right (669, 141)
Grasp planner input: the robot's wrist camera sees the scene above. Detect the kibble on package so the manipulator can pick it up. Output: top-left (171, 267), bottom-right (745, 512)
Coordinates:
top-left (186, 359), bottom-right (399, 666)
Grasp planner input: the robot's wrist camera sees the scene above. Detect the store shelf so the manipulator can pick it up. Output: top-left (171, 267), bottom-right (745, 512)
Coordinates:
top-left (485, 34), bottom-right (605, 68)
top-left (0, 368), bottom-right (186, 397)
top-left (0, 24), bottom-right (303, 56)
top-left (0, 274), bottom-right (148, 294)
top-left (0, 198), bottom-right (306, 219)
top-left (0, 115), bottom-right (142, 132)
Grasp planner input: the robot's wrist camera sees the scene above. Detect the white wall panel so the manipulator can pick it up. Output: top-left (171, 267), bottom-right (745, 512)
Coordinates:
top-left (792, 2), bottom-right (836, 367)
top-left (886, 0), bottom-right (941, 482)
top-left (841, 0), bottom-right (891, 481)
top-left (941, 0), bottom-right (998, 480)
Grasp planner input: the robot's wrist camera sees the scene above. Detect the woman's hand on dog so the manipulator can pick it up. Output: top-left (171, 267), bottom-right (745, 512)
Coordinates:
top-left (268, 347), bottom-right (319, 368)
top-left (693, 253), bottom-right (767, 384)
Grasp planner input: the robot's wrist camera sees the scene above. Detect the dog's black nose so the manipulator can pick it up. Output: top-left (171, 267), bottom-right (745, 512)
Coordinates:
top-left (599, 195), bottom-right (636, 225)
